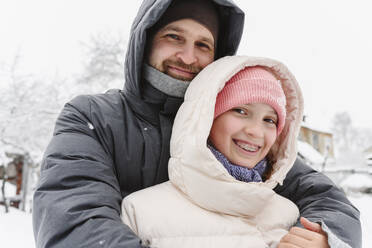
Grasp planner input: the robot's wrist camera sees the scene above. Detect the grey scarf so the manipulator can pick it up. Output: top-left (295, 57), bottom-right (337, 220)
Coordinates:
top-left (143, 64), bottom-right (190, 98)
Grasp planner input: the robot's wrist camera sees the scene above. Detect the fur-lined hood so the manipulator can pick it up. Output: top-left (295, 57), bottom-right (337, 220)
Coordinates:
top-left (168, 55), bottom-right (304, 216)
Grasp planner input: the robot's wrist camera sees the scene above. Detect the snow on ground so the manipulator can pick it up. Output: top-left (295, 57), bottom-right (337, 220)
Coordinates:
top-left (1, 195), bottom-right (372, 247)
top-left (1, 180), bottom-right (35, 247)
top-left (348, 193), bottom-right (372, 248)
top-left (0, 207), bottom-right (35, 247)
top-left (0, 182), bottom-right (371, 247)
top-left (340, 173), bottom-right (372, 193)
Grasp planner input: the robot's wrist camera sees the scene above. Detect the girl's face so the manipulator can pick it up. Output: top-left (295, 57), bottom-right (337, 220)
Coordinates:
top-left (209, 103), bottom-right (278, 168)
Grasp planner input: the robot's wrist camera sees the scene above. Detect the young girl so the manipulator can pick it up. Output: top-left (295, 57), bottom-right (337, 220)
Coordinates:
top-left (121, 56), bottom-right (305, 247)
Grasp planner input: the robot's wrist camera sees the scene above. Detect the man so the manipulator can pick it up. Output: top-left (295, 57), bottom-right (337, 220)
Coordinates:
top-left (33, 0), bottom-right (361, 247)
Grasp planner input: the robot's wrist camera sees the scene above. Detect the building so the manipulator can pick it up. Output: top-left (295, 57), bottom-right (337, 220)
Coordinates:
top-left (0, 150), bottom-right (34, 212)
top-left (364, 146), bottom-right (372, 154)
top-left (363, 146), bottom-right (372, 166)
top-left (299, 124), bottom-right (335, 159)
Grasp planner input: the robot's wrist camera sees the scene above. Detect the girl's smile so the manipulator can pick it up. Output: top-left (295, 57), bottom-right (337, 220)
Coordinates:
top-left (209, 103), bottom-right (278, 168)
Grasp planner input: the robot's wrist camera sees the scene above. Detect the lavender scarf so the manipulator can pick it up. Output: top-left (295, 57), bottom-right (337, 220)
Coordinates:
top-left (208, 144), bottom-right (267, 183)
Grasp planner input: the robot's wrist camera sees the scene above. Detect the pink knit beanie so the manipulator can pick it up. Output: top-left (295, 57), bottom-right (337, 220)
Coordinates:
top-left (214, 66), bottom-right (287, 134)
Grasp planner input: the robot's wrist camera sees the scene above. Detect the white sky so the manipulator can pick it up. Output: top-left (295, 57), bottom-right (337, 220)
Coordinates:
top-left (1, 0), bottom-right (372, 129)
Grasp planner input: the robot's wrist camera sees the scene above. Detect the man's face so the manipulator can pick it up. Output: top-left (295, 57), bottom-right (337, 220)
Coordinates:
top-left (147, 18), bottom-right (215, 81)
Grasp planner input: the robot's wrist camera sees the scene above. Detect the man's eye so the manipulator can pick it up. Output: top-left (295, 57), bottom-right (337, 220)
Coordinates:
top-left (166, 34), bottom-right (180, 40)
top-left (196, 42), bottom-right (211, 50)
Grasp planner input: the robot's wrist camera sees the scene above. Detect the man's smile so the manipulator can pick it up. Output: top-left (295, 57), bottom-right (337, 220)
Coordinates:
top-left (167, 65), bottom-right (197, 80)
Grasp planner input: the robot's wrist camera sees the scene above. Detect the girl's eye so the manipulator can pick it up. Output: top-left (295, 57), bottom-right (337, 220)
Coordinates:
top-left (232, 108), bottom-right (246, 115)
top-left (264, 118), bottom-right (277, 126)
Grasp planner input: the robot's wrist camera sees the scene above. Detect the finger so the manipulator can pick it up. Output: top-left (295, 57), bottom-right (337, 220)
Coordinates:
top-left (277, 242), bottom-right (300, 248)
top-left (300, 217), bottom-right (322, 233)
top-left (280, 232), bottom-right (310, 247)
top-left (288, 226), bottom-right (322, 241)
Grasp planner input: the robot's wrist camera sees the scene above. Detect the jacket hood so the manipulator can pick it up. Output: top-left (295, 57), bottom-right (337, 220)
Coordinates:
top-left (123, 0), bottom-right (245, 98)
top-left (168, 56), bottom-right (304, 216)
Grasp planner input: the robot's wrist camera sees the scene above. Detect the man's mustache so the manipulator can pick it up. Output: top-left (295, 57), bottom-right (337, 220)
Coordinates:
top-left (163, 59), bottom-right (202, 74)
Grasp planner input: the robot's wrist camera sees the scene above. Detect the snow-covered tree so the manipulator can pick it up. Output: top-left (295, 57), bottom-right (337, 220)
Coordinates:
top-left (1, 32), bottom-right (127, 164)
top-left (77, 32), bottom-right (126, 92)
top-left (0, 54), bottom-right (68, 162)
top-left (332, 112), bottom-right (372, 166)
top-left (332, 112), bottom-right (372, 152)
top-left (332, 112), bottom-right (353, 151)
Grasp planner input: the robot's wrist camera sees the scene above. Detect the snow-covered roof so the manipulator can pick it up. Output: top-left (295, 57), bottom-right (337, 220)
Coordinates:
top-left (301, 122), bottom-right (332, 135)
top-left (297, 140), bottom-right (325, 165)
top-left (0, 144), bottom-right (26, 165)
top-left (340, 174), bottom-right (372, 191)
top-left (301, 114), bottom-right (333, 134)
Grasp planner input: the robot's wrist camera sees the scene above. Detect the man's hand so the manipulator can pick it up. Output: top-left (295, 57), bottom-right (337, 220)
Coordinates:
top-left (277, 217), bottom-right (330, 248)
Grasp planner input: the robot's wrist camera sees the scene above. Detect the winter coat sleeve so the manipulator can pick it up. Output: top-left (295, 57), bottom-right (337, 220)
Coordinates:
top-left (32, 95), bottom-right (146, 248)
top-left (274, 158), bottom-right (362, 248)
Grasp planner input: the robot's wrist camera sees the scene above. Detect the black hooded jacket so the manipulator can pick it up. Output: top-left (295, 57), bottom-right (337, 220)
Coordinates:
top-left (33, 0), bottom-right (361, 247)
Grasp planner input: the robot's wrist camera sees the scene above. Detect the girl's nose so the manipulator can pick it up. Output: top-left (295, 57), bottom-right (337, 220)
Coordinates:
top-left (243, 121), bottom-right (264, 138)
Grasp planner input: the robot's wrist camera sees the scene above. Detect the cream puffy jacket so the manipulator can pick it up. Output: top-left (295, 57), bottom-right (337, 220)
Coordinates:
top-left (122, 56), bottom-right (304, 248)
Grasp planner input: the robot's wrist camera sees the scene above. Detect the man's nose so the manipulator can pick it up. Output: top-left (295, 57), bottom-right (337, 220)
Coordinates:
top-left (176, 45), bottom-right (197, 65)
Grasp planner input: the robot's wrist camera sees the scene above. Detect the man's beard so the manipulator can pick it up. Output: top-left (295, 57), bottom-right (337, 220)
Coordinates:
top-left (162, 59), bottom-right (202, 81)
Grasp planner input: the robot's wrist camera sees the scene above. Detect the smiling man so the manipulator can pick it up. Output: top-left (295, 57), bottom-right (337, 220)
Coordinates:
top-left (147, 19), bottom-right (215, 81)
top-left (33, 0), bottom-right (361, 247)
top-left (146, 0), bottom-right (218, 82)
